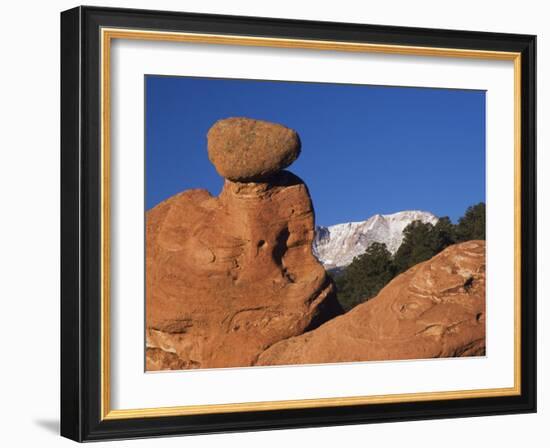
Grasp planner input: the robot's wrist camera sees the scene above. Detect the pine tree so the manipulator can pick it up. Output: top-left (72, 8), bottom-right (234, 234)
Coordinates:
top-left (393, 220), bottom-right (437, 274)
top-left (432, 216), bottom-right (457, 252)
top-left (334, 242), bottom-right (394, 311)
top-left (456, 202), bottom-right (486, 241)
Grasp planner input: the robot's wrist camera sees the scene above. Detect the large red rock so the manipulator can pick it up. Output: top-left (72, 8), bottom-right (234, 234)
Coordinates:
top-left (146, 170), bottom-right (343, 370)
top-left (256, 240), bottom-right (486, 366)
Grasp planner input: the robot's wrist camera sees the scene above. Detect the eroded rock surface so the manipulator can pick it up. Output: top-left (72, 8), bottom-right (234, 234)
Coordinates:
top-left (256, 240), bottom-right (486, 366)
top-left (146, 169), bottom-right (343, 370)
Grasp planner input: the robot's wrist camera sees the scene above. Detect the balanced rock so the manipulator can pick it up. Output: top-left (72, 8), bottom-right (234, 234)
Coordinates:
top-left (256, 240), bottom-right (486, 366)
top-left (207, 117), bottom-right (301, 181)
top-left (146, 157), bottom-right (342, 369)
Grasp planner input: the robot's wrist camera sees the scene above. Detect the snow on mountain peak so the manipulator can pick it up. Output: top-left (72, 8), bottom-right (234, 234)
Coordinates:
top-left (312, 210), bottom-right (438, 269)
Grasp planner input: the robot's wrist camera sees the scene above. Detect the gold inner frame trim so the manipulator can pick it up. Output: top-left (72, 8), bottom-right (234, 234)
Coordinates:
top-left (100, 27), bottom-right (522, 421)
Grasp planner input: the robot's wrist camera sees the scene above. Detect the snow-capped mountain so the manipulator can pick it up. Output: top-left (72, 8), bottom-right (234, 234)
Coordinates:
top-left (313, 210), bottom-right (438, 270)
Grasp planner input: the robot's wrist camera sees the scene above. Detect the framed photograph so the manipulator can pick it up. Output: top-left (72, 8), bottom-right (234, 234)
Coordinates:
top-left (60, 6), bottom-right (536, 442)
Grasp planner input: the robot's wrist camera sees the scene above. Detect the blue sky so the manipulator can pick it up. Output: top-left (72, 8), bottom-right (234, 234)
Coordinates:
top-left (145, 76), bottom-right (485, 225)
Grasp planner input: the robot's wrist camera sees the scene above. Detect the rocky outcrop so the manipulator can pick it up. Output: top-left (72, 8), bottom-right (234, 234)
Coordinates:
top-left (256, 240), bottom-right (486, 366)
top-left (146, 116), bottom-right (486, 371)
top-left (146, 118), bottom-right (342, 370)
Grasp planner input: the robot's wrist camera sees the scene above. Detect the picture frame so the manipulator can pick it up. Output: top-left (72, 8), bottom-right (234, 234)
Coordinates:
top-left (60, 5), bottom-right (536, 442)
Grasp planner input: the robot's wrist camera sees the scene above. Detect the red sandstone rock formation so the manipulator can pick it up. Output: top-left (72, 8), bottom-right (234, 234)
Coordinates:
top-left (207, 117), bottom-right (301, 182)
top-left (146, 118), bottom-right (342, 370)
top-left (146, 117), bottom-right (486, 371)
top-left (256, 240), bottom-right (486, 366)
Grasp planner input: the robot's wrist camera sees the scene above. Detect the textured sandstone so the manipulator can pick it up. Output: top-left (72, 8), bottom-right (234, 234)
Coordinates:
top-left (207, 117), bottom-right (301, 181)
top-left (256, 241), bottom-right (486, 366)
top-left (146, 170), bottom-right (343, 370)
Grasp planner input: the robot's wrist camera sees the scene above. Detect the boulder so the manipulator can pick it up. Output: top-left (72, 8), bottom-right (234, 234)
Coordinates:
top-left (256, 240), bottom-right (486, 366)
top-left (207, 117), bottom-right (301, 181)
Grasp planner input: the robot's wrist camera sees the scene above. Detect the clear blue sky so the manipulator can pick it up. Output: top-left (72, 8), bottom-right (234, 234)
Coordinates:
top-left (145, 75), bottom-right (485, 225)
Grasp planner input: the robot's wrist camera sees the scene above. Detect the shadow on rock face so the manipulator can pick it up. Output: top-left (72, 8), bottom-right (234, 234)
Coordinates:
top-left (249, 170), bottom-right (306, 187)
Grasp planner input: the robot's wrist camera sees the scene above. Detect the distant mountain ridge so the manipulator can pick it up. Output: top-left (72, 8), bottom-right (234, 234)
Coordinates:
top-left (313, 210), bottom-right (439, 270)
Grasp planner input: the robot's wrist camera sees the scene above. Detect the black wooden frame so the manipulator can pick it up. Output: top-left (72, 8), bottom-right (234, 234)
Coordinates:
top-left (61, 6), bottom-right (536, 442)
